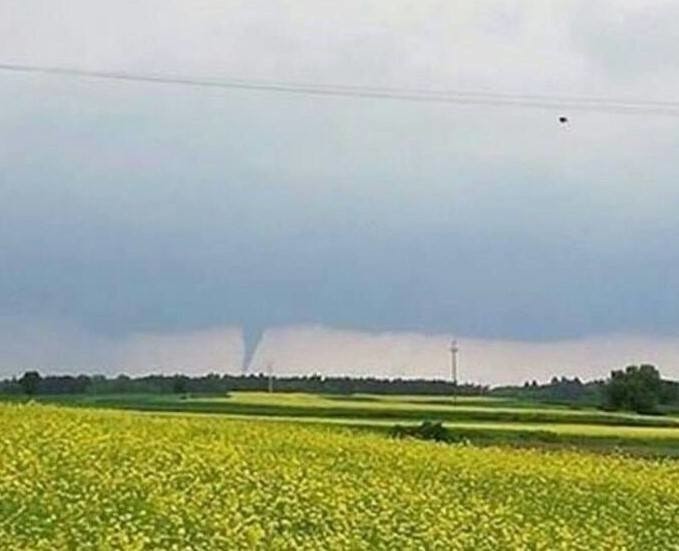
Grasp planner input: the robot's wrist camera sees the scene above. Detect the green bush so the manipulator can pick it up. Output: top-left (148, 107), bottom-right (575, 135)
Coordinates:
top-left (390, 421), bottom-right (458, 443)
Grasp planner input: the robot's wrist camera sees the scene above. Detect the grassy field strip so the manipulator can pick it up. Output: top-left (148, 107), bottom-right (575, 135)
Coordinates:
top-left (31, 391), bottom-right (679, 428)
top-left (18, 393), bottom-right (678, 455)
top-left (202, 392), bottom-right (610, 416)
top-left (191, 392), bottom-right (679, 426)
top-left (220, 392), bottom-right (679, 420)
top-left (19, 400), bottom-right (677, 441)
top-left (129, 408), bottom-right (679, 442)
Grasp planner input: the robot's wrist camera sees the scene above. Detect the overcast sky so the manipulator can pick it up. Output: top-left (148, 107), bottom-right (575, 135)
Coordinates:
top-left (2, 1), bottom-right (679, 381)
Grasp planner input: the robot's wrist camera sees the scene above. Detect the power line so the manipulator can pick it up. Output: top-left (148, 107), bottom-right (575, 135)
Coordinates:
top-left (1, 61), bottom-right (679, 116)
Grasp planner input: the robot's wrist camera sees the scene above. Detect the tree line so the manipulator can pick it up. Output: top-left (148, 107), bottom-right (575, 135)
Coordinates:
top-left (1, 372), bottom-right (489, 397)
top-left (3, 364), bottom-right (677, 414)
top-left (496, 365), bottom-right (679, 414)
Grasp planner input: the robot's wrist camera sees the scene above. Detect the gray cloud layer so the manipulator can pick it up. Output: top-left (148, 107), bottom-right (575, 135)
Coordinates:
top-left (2, 1), bottom-right (679, 377)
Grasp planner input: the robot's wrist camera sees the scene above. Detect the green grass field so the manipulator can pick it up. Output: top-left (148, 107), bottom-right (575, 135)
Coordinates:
top-left (33, 391), bottom-right (679, 425)
top-left (11, 391), bottom-right (679, 457)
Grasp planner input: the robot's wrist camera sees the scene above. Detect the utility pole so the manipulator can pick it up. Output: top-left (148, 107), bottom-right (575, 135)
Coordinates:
top-left (450, 340), bottom-right (459, 404)
top-left (267, 362), bottom-right (274, 394)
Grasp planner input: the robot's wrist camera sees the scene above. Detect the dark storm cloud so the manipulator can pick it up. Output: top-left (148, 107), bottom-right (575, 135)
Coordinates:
top-left (1, 0), bottom-right (679, 366)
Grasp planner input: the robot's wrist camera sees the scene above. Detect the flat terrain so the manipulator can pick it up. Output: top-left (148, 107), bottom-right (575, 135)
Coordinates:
top-left (16, 391), bottom-right (679, 457)
top-left (35, 391), bottom-right (679, 426)
top-left (0, 403), bottom-right (677, 549)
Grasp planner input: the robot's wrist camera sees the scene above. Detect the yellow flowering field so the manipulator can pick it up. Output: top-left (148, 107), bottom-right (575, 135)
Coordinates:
top-left (0, 404), bottom-right (677, 550)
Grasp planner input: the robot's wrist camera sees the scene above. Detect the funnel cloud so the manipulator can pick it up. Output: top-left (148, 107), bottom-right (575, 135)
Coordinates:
top-left (241, 325), bottom-right (265, 374)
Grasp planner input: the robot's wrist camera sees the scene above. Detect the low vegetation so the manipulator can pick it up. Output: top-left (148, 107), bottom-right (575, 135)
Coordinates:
top-left (6, 364), bottom-right (678, 415)
top-left (0, 404), bottom-right (677, 549)
top-left (6, 390), bottom-right (679, 456)
top-left (390, 420), bottom-right (453, 442)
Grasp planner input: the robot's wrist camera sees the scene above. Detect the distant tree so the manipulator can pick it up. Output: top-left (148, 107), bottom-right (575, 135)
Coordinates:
top-left (75, 375), bottom-right (91, 394)
top-left (18, 371), bottom-right (41, 396)
top-left (0, 376), bottom-right (23, 395)
top-left (172, 375), bottom-right (189, 394)
top-left (113, 374), bottom-right (132, 393)
top-left (660, 380), bottom-right (679, 405)
top-left (603, 364), bottom-right (663, 414)
top-left (87, 375), bottom-right (108, 394)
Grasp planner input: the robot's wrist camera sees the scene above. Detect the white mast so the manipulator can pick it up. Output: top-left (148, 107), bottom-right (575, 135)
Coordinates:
top-left (267, 362), bottom-right (274, 393)
top-left (450, 340), bottom-right (459, 403)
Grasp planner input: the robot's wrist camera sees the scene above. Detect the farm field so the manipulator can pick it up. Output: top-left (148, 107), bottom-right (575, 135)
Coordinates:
top-left (35, 391), bottom-right (679, 427)
top-left (0, 403), bottom-right (677, 549)
top-left (22, 391), bottom-right (679, 456)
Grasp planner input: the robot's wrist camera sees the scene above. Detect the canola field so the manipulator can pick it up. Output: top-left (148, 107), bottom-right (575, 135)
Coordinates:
top-left (0, 404), bottom-right (677, 550)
